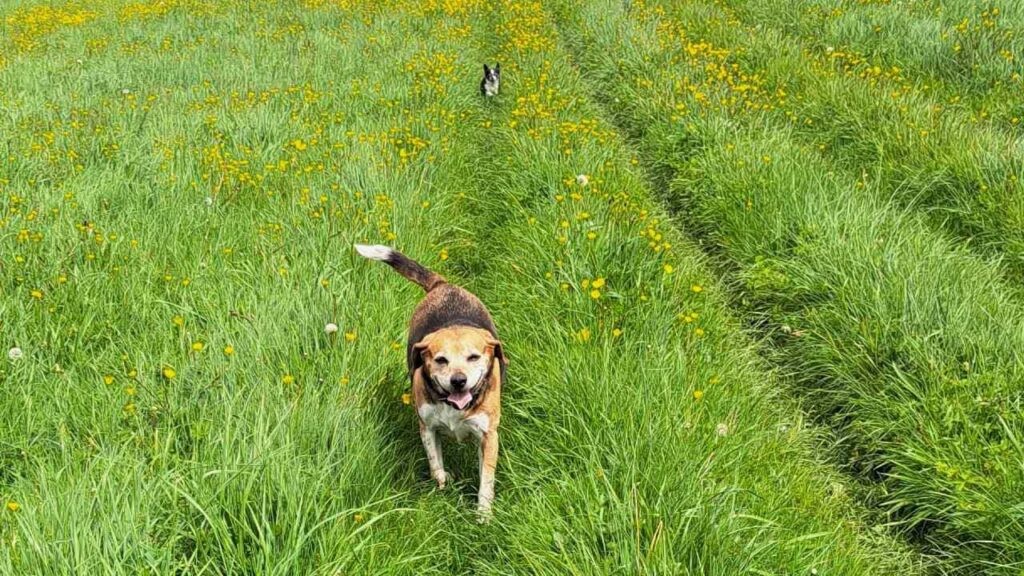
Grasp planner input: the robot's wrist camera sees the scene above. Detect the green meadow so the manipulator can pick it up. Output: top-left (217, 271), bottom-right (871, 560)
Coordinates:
top-left (0, 0), bottom-right (1020, 573)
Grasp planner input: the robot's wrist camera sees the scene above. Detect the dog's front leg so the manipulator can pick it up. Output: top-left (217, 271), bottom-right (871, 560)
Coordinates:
top-left (419, 422), bottom-right (446, 489)
top-left (477, 429), bottom-right (499, 520)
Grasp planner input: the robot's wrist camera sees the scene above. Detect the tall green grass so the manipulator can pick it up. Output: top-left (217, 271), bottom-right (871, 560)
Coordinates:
top-left (620, 0), bottom-right (1024, 284)
top-left (727, 0), bottom-right (1024, 112)
top-left (0, 0), bottom-right (922, 573)
top-left (550, 0), bottom-right (1024, 571)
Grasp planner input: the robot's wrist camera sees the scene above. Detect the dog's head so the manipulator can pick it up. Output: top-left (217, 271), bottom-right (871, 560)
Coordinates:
top-left (414, 326), bottom-right (504, 410)
top-left (482, 63), bottom-right (500, 94)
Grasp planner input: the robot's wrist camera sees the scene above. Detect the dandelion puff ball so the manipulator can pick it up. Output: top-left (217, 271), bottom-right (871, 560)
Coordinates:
top-left (576, 174), bottom-right (589, 187)
top-left (325, 323), bottom-right (339, 335)
top-left (8, 347), bottom-right (24, 361)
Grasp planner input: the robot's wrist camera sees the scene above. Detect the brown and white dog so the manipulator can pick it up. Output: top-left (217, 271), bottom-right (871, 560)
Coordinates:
top-left (354, 244), bottom-right (505, 518)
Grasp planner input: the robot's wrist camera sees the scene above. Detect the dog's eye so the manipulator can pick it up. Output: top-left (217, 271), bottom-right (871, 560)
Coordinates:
top-left (434, 356), bottom-right (448, 365)
top-left (467, 354), bottom-right (480, 362)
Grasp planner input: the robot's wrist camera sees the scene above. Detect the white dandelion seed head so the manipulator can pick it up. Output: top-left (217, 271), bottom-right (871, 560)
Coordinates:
top-left (715, 422), bottom-right (729, 437)
top-left (8, 347), bottom-right (23, 361)
top-left (121, 88), bottom-right (131, 95)
top-left (576, 174), bottom-right (589, 187)
top-left (204, 196), bottom-right (213, 206)
top-left (325, 323), bottom-right (339, 335)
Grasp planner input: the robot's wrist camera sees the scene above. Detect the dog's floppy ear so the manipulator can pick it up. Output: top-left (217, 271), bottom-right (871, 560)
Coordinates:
top-left (412, 340), bottom-right (431, 372)
top-left (486, 338), bottom-right (507, 367)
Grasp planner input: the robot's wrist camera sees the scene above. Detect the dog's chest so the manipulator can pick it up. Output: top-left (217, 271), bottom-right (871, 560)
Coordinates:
top-left (419, 403), bottom-right (489, 442)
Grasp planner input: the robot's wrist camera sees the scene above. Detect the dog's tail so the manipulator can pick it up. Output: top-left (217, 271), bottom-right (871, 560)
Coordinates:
top-left (354, 244), bottom-right (446, 292)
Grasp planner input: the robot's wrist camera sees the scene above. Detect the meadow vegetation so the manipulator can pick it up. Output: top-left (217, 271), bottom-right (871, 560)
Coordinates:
top-left (0, 0), bottom-right (1020, 574)
top-left (550, 0), bottom-right (1024, 571)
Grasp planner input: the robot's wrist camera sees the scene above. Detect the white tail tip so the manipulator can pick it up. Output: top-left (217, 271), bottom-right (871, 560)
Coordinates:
top-left (354, 244), bottom-right (392, 261)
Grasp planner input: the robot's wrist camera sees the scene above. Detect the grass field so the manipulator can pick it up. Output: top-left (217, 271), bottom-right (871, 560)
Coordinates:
top-left (0, 0), bottom-right (1021, 574)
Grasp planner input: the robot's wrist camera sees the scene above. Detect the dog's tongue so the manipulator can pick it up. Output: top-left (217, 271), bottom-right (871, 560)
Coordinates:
top-left (447, 390), bottom-right (472, 410)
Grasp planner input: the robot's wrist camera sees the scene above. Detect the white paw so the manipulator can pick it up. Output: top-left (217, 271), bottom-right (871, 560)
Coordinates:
top-left (476, 502), bottom-right (493, 523)
top-left (433, 470), bottom-right (448, 489)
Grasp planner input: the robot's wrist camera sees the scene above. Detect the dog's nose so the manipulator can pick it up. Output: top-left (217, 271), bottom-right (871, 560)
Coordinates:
top-left (450, 374), bottom-right (468, 390)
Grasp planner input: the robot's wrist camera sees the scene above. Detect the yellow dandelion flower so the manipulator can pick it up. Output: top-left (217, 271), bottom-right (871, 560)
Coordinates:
top-left (592, 278), bottom-right (605, 289)
top-left (694, 327), bottom-right (705, 337)
top-left (340, 376), bottom-right (350, 386)
top-left (693, 389), bottom-right (704, 400)
top-left (162, 367), bottom-right (176, 380)
top-left (7, 502), bottom-right (20, 512)
top-left (172, 315), bottom-right (184, 327)
top-left (691, 284), bottom-right (703, 293)
top-left (103, 375), bottom-right (114, 385)
top-left (282, 374), bottom-right (295, 385)
top-left (191, 341), bottom-right (204, 352)
top-left (612, 328), bottom-right (623, 337)
top-left (578, 327), bottom-right (591, 341)
top-left (345, 331), bottom-right (357, 342)
top-left (590, 289), bottom-right (601, 299)
top-left (401, 393), bottom-right (412, 405)
top-left (440, 248), bottom-right (448, 261)
top-left (30, 289), bottom-right (43, 300)
top-left (354, 512), bottom-right (365, 523)
top-left (663, 264), bottom-right (674, 274)
top-left (223, 345), bottom-right (235, 356)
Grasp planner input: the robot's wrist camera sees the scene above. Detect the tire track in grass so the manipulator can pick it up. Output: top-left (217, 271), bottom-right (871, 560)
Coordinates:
top-left (415, 1), bottom-right (925, 574)
top-left (549, 0), bottom-right (1024, 572)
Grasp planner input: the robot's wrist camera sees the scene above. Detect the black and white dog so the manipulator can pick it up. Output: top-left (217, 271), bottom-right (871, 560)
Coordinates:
top-left (480, 63), bottom-right (500, 97)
